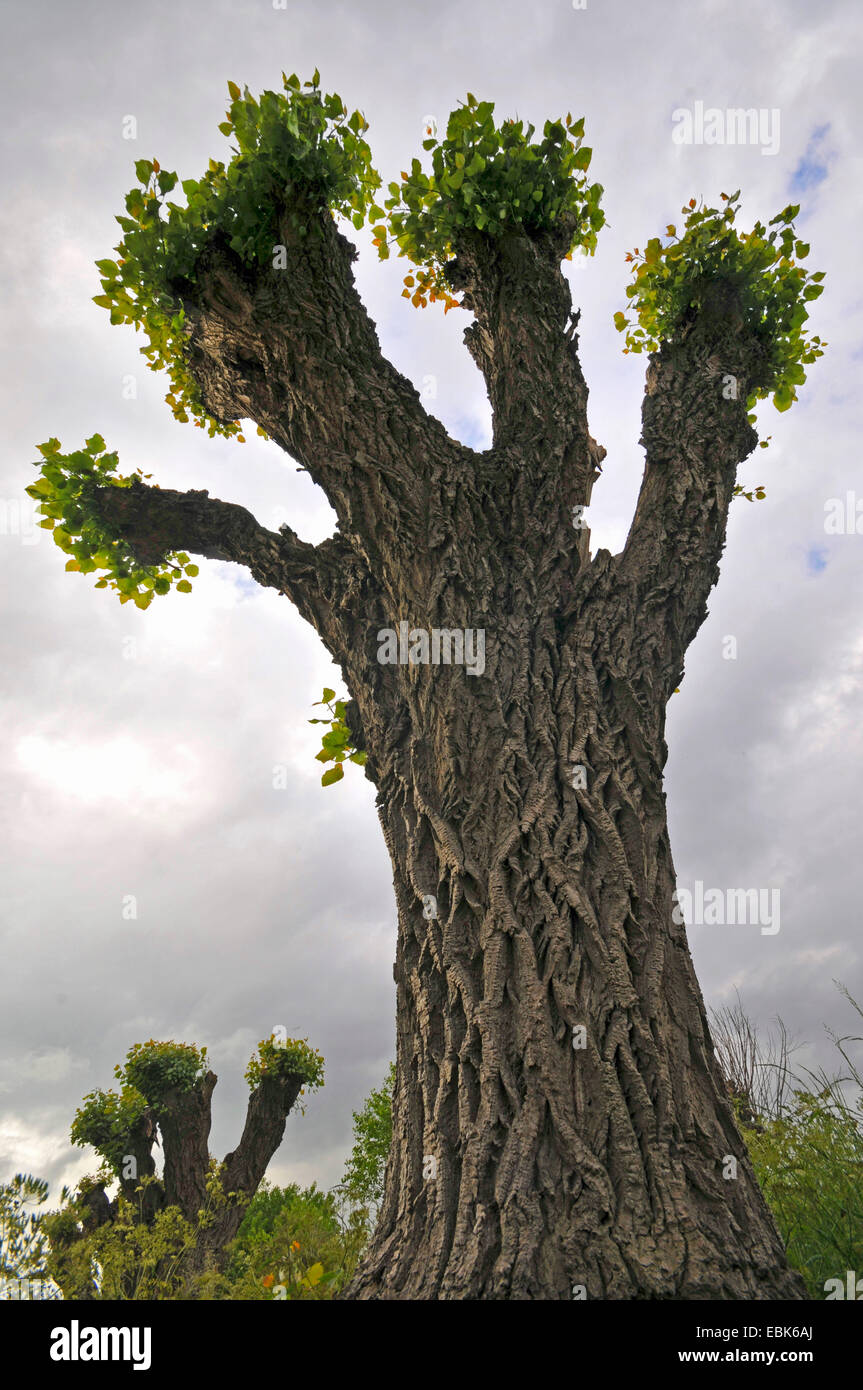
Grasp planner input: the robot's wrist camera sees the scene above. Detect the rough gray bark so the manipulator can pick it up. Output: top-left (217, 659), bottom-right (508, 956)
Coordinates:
top-left (93, 202), bottom-right (806, 1299)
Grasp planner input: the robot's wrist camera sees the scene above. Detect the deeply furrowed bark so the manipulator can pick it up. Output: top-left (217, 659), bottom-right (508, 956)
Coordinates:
top-left (93, 206), bottom-right (807, 1299)
top-left (345, 448), bottom-right (802, 1299)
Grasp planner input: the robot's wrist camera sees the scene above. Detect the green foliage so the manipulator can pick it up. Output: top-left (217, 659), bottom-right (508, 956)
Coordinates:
top-left (44, 1164), bottom-right (234, 1300)
top-left (198, 1181), bottom-right (368, 1300)
top-left (88, 1195), bottom-right (197, 1300)
top-left (244, 1033), bottom-right (325, 1101)
top-left (71, 1088), bottom-right (148, 1176)
top-left (382, 99), bottom-right (605, 307)
top-left (338, 1062), bottom-right (395, 1210)
top-left (71, 1042), bottom-right (208, 1174)
top-left (25, 436), bottom-right (199, 608)
top-left (732, 483), bottom-right (767, 503)
top-left (744, 1088), bottom-right (863, 1297)
top-left (236, 1180), bottom-right (335, 1241)
top-left (735, 987), bottom-right (863, 1299)
top-left (118, 1039), bottom-right (209, 1109)
top-left (92, 72), bottom-right (380, 437)
top-left (614, 192), bottom-right (826, 421)
top-left (0, 1174), bottom-right (51, 1279)
top-left (308, 687), bottom-right (367, 786)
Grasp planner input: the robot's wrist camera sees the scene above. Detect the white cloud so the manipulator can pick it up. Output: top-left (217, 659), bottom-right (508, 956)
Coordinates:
top-left (15, 733), bottom-right (200, 807)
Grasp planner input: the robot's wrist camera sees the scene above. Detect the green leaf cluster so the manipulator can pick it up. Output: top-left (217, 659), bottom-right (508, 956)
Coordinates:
top-left (381, 99), bottom-right (605, 306)
top-left (308, 687), bottom-right (367, 786)
top-left (92, 72), bottom-right (380, 437)
top-left (244, 1034), bottom-right (325, 1097)
top-left (118, 1039), bottom-right (210, 1108)
top-left (744, 1086), bottom-right (863, 1297)
top-left (732, 483), bottom-right (767, 502)
top-left (198, 1181), bottom-right (367, 1300)
top-left (43, 1168), bottom-right (231, 1300)
top-left (338, 1062), bottom-right (395, 1210)
top-left (71, 1088), bottom-right (149, 1175)
top-left (26, 436), bottom-right (199, 608)
top-left (614, 192), bottom-right (826, 418)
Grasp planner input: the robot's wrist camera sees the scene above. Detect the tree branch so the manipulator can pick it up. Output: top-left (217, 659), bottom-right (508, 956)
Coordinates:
top-left (612, 292), bottom-right (761, 699)
top-left (178, 209), bottom-right (462, 567)
top-left (189, 1073), bottom-right (305, 1266)
top-left (157, 1071), bottom-right (217, 1223)
top-left (444, 218), bottom-right (605, 527)
top-left (91, 476), bottom-right (372, 648)
top-left (221, 1074), bottom-right (304, 1202)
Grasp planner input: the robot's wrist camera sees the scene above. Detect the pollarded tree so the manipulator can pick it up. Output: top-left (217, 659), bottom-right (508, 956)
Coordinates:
top-left (45, 1035), bottom-right (324, 1297)
top-left (29, 74), bottom-right (827, 1299)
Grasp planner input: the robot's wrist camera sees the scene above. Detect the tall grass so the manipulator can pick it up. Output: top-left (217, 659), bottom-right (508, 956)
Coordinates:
top-left (711, 983), bottom-right (863, 1298)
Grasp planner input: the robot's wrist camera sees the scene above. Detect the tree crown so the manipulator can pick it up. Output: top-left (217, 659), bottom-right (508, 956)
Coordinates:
top-left (25, 73), bottom-right (827, 620)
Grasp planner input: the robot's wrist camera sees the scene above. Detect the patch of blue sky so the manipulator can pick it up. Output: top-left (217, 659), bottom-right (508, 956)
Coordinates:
top-left (789, 124), bottom-right (831, 196)
top-left (806, 544), bottom-right (829, 574)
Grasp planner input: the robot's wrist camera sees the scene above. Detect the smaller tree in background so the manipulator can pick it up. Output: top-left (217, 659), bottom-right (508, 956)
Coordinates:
top-left (43, 1033), bottom-right (323, 1298)
top-left (0, 1173), bottom-right (53, 1289)
top-left (337, 1062), bottom-right (395, 1220)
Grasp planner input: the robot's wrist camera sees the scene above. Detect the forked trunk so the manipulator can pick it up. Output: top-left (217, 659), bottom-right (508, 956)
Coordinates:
top-left (100, 207), bottom-right (806, 1300)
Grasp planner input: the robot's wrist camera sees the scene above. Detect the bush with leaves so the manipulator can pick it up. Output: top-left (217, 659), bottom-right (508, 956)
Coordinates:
top-left (196, 1181), bottom-right (368, 1300)
top-left (43, 1165), bottom-right (235, 1301)
top-left (743, 1085), bottom-right (863, 1297)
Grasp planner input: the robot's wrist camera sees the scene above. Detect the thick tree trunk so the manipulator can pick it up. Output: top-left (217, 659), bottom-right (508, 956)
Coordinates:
top-left (349, 618), bottom-right (803, 1298)
top-left (96, 202), bottom-right (806, 1299)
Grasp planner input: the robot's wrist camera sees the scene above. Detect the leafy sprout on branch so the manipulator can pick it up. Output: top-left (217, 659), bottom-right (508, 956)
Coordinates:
top-left (26, 436), bottom-right (199, 609)
top-left (308, 688), bottom-right (367, 786)
top-left (614, 191), bottom-right (826, 423)
top-left (91, 72), bottom-right (381, 438)
top-left (380, 97), bottom-right (605, 308)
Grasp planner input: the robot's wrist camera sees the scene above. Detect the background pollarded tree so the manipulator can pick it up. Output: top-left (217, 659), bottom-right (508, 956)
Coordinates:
top-left (44, 1036), bottom-right (323, 1298)
top-left (28, 74), bottom-right (827, 1299)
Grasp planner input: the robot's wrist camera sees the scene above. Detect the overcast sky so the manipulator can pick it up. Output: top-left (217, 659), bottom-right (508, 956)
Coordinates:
top-left (1, 0), bottom-right (861, 1206)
